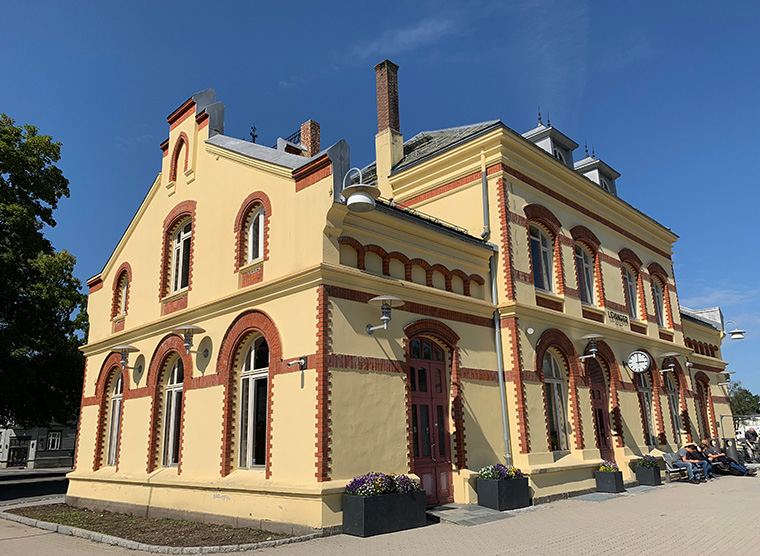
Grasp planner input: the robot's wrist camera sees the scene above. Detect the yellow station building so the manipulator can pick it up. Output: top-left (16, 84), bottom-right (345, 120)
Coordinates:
top-left (68, 60), bottom-right (735, 532)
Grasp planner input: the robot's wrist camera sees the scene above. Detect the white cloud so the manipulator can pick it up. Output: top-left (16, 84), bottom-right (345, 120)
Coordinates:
top-left (679, 286), bottom-right (760, 309)
top-left (352, 17), bottom-right (456, 59)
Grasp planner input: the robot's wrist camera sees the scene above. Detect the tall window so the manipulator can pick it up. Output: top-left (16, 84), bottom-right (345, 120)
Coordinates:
top-left (239, 337), bottom-right (269, 468)
top-left (652, 279), bottom-right (665, 327)
top-left (248, 208), bottom-right (264, 263)
top-left (543, 352), bottom-right (569, 451)
top-left (172, 221), bottom-right (192, 293)
top-left (665, 373), bottom-right (681, 445)
top-left (106, 373), bottom-right (123, 466)
top-left (163, 360), bottom-right (184, 466)
top-left (530, 225), bottom-right (553, 291)
top-left (623, 266), bottom-right (638, 319)
top-left (575, 244), bottom-right (594, 304)
top-left (637, 372), bottom-right (657, 446)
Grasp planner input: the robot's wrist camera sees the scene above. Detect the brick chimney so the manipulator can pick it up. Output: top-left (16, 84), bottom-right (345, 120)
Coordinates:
top-left (300, 119), bottom-right (320, 157)
top-left (374, 60), bottom-right (403, 198)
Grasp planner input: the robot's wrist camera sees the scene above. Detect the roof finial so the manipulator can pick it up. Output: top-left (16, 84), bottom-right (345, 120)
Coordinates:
top-left (538, 107), bottom-right (542, 125)
top-left (584, 140), bottom-right (589, 157)
top-left (592, 144), bottom-right (595, 158)
top-left (546, 112), bottom-right (551, 127)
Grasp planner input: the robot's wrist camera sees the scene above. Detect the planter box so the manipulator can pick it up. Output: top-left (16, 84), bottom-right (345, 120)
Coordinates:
top-left (634, 466), bottom-right (662, 486)
top-left (595, 471), bottom-right (625, 493)
top-left (477, 477), bottom-right (531, 511)
top-left (342, 490), bottom-right (427, 537)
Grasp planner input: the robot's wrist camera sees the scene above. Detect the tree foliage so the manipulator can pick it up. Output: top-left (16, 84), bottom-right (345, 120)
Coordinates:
top-left (729, 380), bottom-right (760, 417)
top-left (0, 114), bottom-right (88, 427)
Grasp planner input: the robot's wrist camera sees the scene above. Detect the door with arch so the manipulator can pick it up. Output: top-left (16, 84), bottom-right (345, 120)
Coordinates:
top-left (408, 337), bottom-right (453, 505)
top-left (588, 359), bottom-right (615, 462)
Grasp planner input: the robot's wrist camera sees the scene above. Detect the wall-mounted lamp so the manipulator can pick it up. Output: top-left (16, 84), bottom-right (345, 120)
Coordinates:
top-left (172, 325), bottom-right (206, 354)
top-left (287, 357), bottom-right (307, 370)
top-left (341, 168), bottom-right (381, 213)
top-left (724, 320), bottom-right (746, 340)
top-left (659, 351), bottom-right (680, 373)
top-left (113, 344), bottom-right (139, 370)
top-left (718, 370), bottom-right (735, 386)
top-left (366, 295), bottom-right (404, 335)
top-left (578, 334), bottom-right (604, 361)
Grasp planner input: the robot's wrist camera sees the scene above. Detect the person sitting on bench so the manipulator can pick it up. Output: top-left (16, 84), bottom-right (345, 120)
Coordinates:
top-left (673, 445), bottom-right (705, 484)
top-left (700, 438), bottom-right (756, 476)
top-left (682, 444), bottom-right (714, 481)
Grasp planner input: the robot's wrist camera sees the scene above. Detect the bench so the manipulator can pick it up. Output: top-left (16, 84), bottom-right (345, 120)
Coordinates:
top-left (662, 453), bottom-right (690, 483)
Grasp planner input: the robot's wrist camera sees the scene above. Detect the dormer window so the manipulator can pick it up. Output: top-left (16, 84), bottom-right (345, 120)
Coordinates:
top-left (600, 178), bottom-right (611, 192)
top-left (553, 149), bottom-right (566, 164)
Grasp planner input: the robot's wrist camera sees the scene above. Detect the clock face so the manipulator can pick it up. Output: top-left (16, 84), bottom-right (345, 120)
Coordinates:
top-left (627, 351), bottom-right (651, 373)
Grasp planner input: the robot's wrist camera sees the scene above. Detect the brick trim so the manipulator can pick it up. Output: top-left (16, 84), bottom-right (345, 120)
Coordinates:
top-left (293, 154), bottom-right (331, 192)
top-left (592, 341), bottom-right (625, 448)
top-left (648, 263), bottom-right (675, 329)
top-left (110, 262), bottom-right (132, 320)
top-left (501, 316), bottom-right (529, 453)
top-left (73, 358), bottom-right (89, 470)
top-left (315, 285), bottom-right (332, 481)
top-left (233, 191), bottom-right (272, 274)
top-left (403, 169), bottom-right (481, 206)
top-left (167, 98), bottom-right (195, 128)
top-left (158, 201), bottom-right (197, 302)
top-left (216, 310), bottom-right (283, 478)
top-left (497, 178), bottom-right (518, 301)
top-left (169, 131), bottom-right (190, 182)
top-left (524, 206), bottom-right (566, 296)
top-left (693, 371), bottom-right (719, 439)
top-left (92, 353), bottom-right (125, 471)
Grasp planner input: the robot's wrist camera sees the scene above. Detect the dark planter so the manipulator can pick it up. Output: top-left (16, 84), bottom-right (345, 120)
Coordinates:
top-left (595, 471), bottom-right (625, 493)
top-left (634, 465), bottom-right (662, 486)
top-left (342, 490), bottom-right (427, 537)
top-left (477, 477), bottom-right (531, 511)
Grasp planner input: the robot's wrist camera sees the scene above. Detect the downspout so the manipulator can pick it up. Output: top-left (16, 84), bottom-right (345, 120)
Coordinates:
top-left (480, 151), bottom-right (490, 240)
top-left (491, 253), bottom-right (512, 467)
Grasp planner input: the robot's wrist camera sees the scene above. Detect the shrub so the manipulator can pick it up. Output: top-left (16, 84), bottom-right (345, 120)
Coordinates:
top-left (636, 455), bottom-right (660, 468)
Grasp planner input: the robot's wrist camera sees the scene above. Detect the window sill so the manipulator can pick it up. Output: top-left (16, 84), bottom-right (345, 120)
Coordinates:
top-left (162, 290), bottom-right (189, 316)
top-left (629, 320), bottom-right (647, 335)
top-left (658, 328), bottom-right (674, 341)
top-left (239, 260), bottom-right (264, 288)
top-left (163, 289), bottom-right (188, 304)
top-left (239, 259), bottom-right (264, 274)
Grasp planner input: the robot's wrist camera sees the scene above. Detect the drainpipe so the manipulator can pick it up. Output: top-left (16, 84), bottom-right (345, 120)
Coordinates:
top-left (480, 151), bottom-right (490, 240)
top-left (490, 253), bottom-right (512, 467)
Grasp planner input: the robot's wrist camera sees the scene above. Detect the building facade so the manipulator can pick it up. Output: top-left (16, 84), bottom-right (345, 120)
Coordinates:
top-left (68, 60), bottom-right (733, 531)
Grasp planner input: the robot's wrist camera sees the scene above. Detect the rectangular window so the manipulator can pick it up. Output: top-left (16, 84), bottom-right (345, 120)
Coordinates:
top-left (47, 431), bottom-right (62, 451)
top-left (107, 398), bottom-right (122, 465)
top-left (530, 226), bottom-right (553, 291)
top-left (172, 222), bottom-right (192, 293)
top-left (163, 389), bottom-right (182, 466)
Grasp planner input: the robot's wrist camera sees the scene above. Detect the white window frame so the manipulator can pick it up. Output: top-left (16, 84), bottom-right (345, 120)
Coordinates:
top-left (665, 373), bottom-right (682, 445)
top-left (637, 372), bottom-right (657, 446)
top-left (239, 337), bottom-right (269, 469)
top-left (171, 221), bottom-right (192, 293)
top-left (107, 373), bottom-right (123, 466)
top-left (575, 244), bottom-right (595, 304)
top-left (653, 279), bottom-right (665, 327)
top-left (47, 431), bottom-right (62, 451)
top-left (553, 149), bottom-right (566, 164)
top-left (623, 266), bottom-right (638, 319)
top-left (543, 352), bottom-right (569, 452)
top-left (530, 225), bottom-right (553, 291)
top-left (247, 207), bottom-right (265, 264)
top-left (163, 360), bottom-right (184, 467)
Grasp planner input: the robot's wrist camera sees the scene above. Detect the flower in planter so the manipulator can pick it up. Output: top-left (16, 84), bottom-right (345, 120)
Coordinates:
top-left (598, 460), bottom-right (620, 472)
top-left (345, 472), bottom-right (421, 496)
top-left (478, 463), bottom-right (524, 480)
top-left (635, 455), bottom-right (659, 468)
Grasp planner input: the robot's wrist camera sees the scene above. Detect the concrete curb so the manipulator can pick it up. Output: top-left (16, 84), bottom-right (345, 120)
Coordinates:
top-left (0, 509), bottom-right (322, 553)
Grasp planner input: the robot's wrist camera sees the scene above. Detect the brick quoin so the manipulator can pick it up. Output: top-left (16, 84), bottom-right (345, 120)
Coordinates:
top-left (315, 285), bottom-right (332, 482)
top-left (496, 178), bottom-right (517, 301)
top-left (215, 309), bottom-right (283, 478)
top-left (145, 334), bottom-right (193, 474)
top-left (501, 316), bottom-right (530, 453)
top-left (233, 191), bottom-right (272, 276)
top-left (169, 131), bottom-right (190, 182)
top-left (158, 200), bottom-right (197, 302)
top-left (73, 358), bottom-right (89, 471)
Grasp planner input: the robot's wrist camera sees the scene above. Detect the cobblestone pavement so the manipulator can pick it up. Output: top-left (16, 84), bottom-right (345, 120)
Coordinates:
top-left (1, 476), bottom-right (759, 555)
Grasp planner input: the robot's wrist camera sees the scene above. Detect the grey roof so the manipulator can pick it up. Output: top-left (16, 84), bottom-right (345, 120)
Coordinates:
top-left (680, 306), bottom-right (723, 331)
top-left (574, 155), bottom-right (621, 179)
top-left (522, 123), bottom-right (579, 151)
top-left (206, 134), bottom-right (317, 170)
top-left (353, 121), bottom-right (500, 184)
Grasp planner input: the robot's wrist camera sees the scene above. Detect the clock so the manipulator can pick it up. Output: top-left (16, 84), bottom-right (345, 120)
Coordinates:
top-left (627, 351), bottom-right (651, 373)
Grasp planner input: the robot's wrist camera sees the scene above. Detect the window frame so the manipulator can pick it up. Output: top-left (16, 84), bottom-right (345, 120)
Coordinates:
top-left (623, 265), bottom-right (639, 319)
top-left (47, 431), bottom-right (62, 451)
top-left (106, 373), bottom-right (123, 466)
top-left (238, 337), bottom-right (270, 469)
top-left (665, 373), bottom-right (681, 445)
top-left (530, 225), bottom-right (554, 292)
top-left (574, 244), bottom-right (595, 304)
top-left (171, 220), bottom-right (192, 294)
top-left (247, 207), bottom-right (265, 264)
top-left (543, 352), bottom-right (569, 452)
top-left (652, 279), bottom-right (665, 327)
top-left (636, 372), bottom-right (657, 446)
top-left (162, 359), bottom-right (184, 467)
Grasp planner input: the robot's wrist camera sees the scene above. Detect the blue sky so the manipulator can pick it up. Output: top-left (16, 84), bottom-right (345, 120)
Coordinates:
top-left (2, 1), bottom-right (759, 393)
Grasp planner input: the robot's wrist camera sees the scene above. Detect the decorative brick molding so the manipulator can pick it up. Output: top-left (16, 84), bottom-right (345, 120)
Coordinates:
top-left (294, 154), bottom-right (331, 192)
top-left (693, 371), bottom-right (719, 439)
top-left (647, 357), bottom-right (668, 445)
top-left (233, 191), bottom-right (272, 275)
top-left (534, 329), bottom-right (584, 451)
top-left (145, 334), bottom-right (193, 474)
top-left (569, 225), bottom-right (601, 251)
top-left (169, 131), bottom-right (190, 182)
top-left (460, 367), bottom-right (500, 382)
top-left (215, 310), bottom-right (283, 478)
top-left (196, 110), bottom-right (209, 130)
top-left (403, 169), bottom-right (481, 207)
top-left (570, 226), bottom-right (606, 308)
top-left (73, 358), bottom-right (89, 471)
top-left (523, 205), bottom-right (566, 296)
top-left (338, 237), bottom-right (484, 296)
top-left (158, 200), bottom-right (197, 302)
top-left (167, 98), bottom-right (195, 130)
top-left (592, 341), bottom-right (625, 448)
top-left (110, 262), bottom-right (132, 321)
top-left (315, 286), bottom-right (332, 482)
top-left (87, 276), bottom-right (103, 294)
top-left (91, 353), bottom-right (125, 471)
top-left (524, 204), bottom-right (561, 236)
top-left (648, 263), bottom-right (674, 329)
top-left (497, 178), bottom-right (517, 301)
top-left (685, 338), bottom-right (719, 358)
top-left (501, 316), bottom-right (530, 453)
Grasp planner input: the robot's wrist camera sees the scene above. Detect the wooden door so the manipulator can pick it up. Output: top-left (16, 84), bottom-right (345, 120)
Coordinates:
top-left (409, 338), bottom-right (453, 505)
top-left (588, 360), bottom-right (615, 462)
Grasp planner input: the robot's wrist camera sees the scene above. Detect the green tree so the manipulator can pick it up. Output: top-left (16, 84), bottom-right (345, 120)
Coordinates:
top-left (0, 114), bottom-right (88, 427)
top-left (729, 380), bottom-right (760, 417)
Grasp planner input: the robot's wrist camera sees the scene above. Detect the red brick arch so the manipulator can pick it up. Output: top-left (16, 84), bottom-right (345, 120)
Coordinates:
top-left (145, 334), bottom-right (193, 474)
top-left (216, 310), bottom-right (282, 478)
top-left (158, 200), bottom-right (197, 301)
top-left (648, 262), bottom-right (674, 328)
top-left (93, 352), bottom-right (127, 471)
top-left (233, 191), bottom-right (272, 272)
top-left (169, 131), bottom-right (190, 182)
top-left (364, 244), bottom-right (390, 275)
top-left (524, 204), bottom-right (561, 236)
top-left (569, 225), bottom-right (601, 252)
top-left (110, 262), bottom-right (132, 320)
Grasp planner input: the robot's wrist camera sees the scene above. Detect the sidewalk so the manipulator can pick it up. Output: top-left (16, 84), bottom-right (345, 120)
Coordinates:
top-left (1, 474), bottom-right (759, 555)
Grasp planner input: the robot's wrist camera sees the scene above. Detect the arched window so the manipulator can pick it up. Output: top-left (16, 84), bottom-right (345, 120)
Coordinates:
top-left (543, 352), bottom-right (569, 451)
top-left (239, 337), bottom-right (269, 468)
top-left (530, 225), bottom-right (553, 291)
top-left (695, 379), bottom-right (711, 439)
top-left (163, 359), bottom-right (184, 466)
top-left (574, 244), bottom-right (595, 304)
top-left (623, 265), bottom-right (638, 319)
top-left (172, 221), bottom-right (192, 293)
top-left (106, 373), bottom-right (123, 466)
top-left (636, 372), bottom-right (657, 446)
top-left (665, 373), bottom-right (681, 445)
top-left (248, 207), bottom-right (264, 263)
top-left (652, 278), bottom-right (665, 327)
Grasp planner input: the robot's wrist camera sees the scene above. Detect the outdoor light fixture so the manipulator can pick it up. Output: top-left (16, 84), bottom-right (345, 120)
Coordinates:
top-left (659, 351), bottom-right (680, 373)
top-left (287, 357), bottom-right (307, 370)
top-left (113, 345), bottom-right (139, 370)
top-left (172, 325), bottom-right (206, 354)
top-left (578, 334), bottom-right (603, 361)
top-left (366, 295), bottom-right (404, 335)
top-left (724, 320), bottom-right (746, 340)
top-left (718, 370), bottom-right (735, 386)
top-left (341, 168), bottom-right (381, 213)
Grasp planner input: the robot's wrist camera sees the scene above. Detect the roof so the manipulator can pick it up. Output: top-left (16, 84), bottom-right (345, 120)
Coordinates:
top-left (680, 306), bottom-right (723, 331)
top-left (206, 134), bottom-right (319, 170)
top-left (522, 123), bottom-right (579, 151)
top-left (353, 120), bottom-right (501, 184)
